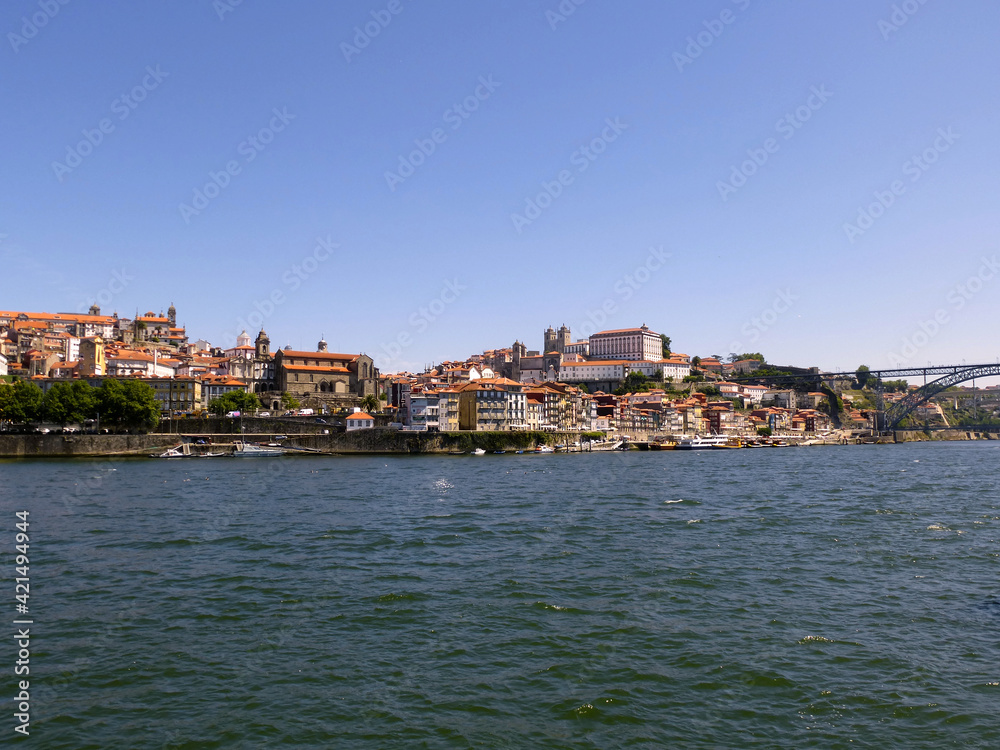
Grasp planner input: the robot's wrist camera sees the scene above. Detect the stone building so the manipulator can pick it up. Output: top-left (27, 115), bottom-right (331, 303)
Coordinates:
top-left (273, 341), bottom-right (378, 409)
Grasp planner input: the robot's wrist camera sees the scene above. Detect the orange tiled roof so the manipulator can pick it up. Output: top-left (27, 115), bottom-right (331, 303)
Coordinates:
top-left (282, 364), bottom-right (350, 373)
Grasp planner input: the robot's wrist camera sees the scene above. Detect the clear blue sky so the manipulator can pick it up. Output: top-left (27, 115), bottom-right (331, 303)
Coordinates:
top-left (2, 0), bottom-right (998, 375)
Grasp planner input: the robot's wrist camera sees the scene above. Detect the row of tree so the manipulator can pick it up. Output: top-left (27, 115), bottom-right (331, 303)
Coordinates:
top-left (0, 379), bottom-right (161, 430)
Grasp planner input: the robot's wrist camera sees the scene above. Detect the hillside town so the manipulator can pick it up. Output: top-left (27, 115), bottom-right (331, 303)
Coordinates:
top-left (0, 306), bottom-right (994, 438)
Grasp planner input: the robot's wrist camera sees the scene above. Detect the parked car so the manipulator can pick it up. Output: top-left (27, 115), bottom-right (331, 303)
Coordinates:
top-left (259, 412), bottom-right (270, 417)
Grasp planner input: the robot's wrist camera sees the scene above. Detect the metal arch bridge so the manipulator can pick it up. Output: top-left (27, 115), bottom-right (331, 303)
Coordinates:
top-left (876, 363), bottom-right (1000, 430)
top-left (731, 362), bottom-right (1000, 432)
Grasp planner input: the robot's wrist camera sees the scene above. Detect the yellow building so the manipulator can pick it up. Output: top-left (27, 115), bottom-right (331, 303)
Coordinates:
top-left (79, 336), bottom-right (106, 376)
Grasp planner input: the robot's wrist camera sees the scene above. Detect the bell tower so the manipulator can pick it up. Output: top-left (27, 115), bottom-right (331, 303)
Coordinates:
top-left (255, 329), bottom-right (270, 358)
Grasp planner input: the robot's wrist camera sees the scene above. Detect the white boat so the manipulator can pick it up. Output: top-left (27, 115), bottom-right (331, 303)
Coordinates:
top-left (471, 448), bottom-right (486, 455)
top-left (675, 436), bottom-right (729, 450)
top-left (158, 444), bottom-right (194, 458)
top-left (535, 445), bottom-right (554, 453)
top-left (232, 441), bottom-right (283, 457)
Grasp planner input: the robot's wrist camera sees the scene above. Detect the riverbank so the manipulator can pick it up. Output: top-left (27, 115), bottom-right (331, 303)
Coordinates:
top-left (0, 426), bottom-right (997, 458)
top-left (0, 429), bottom-right (587, 458)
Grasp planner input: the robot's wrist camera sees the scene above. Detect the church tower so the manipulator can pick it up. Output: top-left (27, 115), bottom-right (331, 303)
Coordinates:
top-left (167, 303), bottom-right (177, 327)
top-left (543, 326), bottom-right (557, 353)
top-left (557, 324), bottom-right (571, 353)
top-left (255, 329), bottom-right (270, 358)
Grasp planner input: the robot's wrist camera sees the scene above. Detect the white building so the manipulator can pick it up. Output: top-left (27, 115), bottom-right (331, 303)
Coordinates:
top-left (408, 390), bottom-right (440, 431)
top-left (588, 324), bottom-right (662, 361)
top-left (106, 350), bottom-right (176, 378)
top-left (628, 359), bottom-right (691, 381)
top-left (557, 360), bottom-right (628, 383)
top-left (0, 352), bottom-right (7, 376)
top-left (740, 384), bottom-right (768, 404)
top-left (346, 412), bottom-right (375, 430)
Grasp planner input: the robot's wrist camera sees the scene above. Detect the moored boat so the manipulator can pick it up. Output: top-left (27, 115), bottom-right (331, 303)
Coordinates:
top-left (232, 441), bottom-right (283, 457)
top-left (157, 444), bottom-right (194, 458)
top-left (675, 436), bottom-right (729, 450)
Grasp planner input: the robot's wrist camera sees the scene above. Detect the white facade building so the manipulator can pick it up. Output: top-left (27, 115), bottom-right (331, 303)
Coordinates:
top-left (628, 359), bottom-right (692, 381)
top-left (588, 324), bottom-right (662, 361)
top-left (346, 412), bottom-right (375, 430)
top-left (408, 390), bottom-right (440, 431)
top-left (557, 360), bottom-right (628, 382)
top-left (0, 352), bottom-right (7, 376)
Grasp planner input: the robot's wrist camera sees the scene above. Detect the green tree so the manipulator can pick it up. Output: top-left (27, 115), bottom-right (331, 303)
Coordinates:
top-left (281, 392), bottom-right (300, 410)
top-left (96, 379), bottom-right (160, 431)
top-left (883, 379), bottom-right (909, 393)
top-left (856, 365), bottom-right (871, 389)
top-left (208, 390), bottom-right (261, 416)
top-left (43, 381), bottom-right (96, 425)
top-left (615, 371), bottom-right (650, 395)
top-left (0, 381), bottom-right (45, 424)
top-left (660, 334), bottom-right (671, 358)
top-left (360, 394), bottom-right (381, 414)
top-left (729, 352), bottom-right (765, 363)
top-left (757, 426), bottom-right (773, 437)
top-left (691, 356), bottom-right (701, 366)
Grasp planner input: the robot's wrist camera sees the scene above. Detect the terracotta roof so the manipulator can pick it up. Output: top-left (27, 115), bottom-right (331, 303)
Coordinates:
top-left (559, 360), bottom-right (630, 367)
top-left (348, 412), bottom-right (374, 421)
top-left (282, 364), bottom-right (350, 373)
top-left (592, 327), bottom-right (657, 335)
top-left (279, 350), bottom-right (359, 362)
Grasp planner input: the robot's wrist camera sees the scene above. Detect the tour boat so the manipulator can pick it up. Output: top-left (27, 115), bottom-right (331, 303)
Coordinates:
top-left (711, 437), bottom-right (743, 449)
top-left (232, 441), bottom-right (283, 457)
top-left (675, 436), bottom-right (729, 450)
top-left (650, 441), bottom-right (677, 451)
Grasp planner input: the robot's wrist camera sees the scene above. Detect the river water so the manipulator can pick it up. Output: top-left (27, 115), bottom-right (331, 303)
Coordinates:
top-left (2, 442), bottom-right (999, 748)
